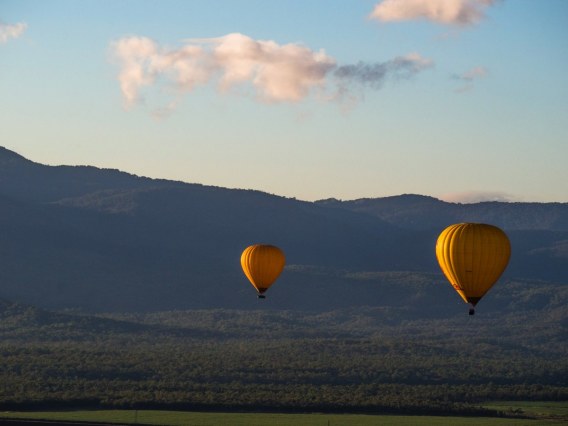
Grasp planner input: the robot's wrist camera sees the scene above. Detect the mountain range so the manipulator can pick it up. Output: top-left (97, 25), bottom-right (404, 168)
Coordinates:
top-left (0, 146), bottom-right (566, 313)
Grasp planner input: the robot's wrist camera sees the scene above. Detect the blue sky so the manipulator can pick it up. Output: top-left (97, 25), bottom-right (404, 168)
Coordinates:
top-left (1, 0), bottom-right (567, 202)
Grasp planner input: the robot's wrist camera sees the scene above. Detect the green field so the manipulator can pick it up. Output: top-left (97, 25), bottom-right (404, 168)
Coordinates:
top-left (483, 401), bottom-right (568, 422)
top-left (1, 408), bottom-right (565, 426)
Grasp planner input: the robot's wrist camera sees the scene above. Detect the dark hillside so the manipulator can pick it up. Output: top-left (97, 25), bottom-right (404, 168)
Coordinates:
top-left (0, 188), bottom-right (429, 311)
top-left (0, 146), bottom-right (566, 312)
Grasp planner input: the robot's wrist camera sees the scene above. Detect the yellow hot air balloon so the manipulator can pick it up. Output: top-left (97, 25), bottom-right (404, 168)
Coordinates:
top-left (435, 223), bottom-right (511, 315)
top-left (241, 244), bottom-right (286, 299)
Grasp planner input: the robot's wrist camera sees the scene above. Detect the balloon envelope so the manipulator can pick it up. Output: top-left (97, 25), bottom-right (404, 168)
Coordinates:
top-left (435, 223), bottom-right (511, 306)
top-left (241, 244), bottom-right (285, 295)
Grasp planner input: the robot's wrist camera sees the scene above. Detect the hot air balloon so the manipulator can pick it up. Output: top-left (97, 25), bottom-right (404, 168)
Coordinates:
top-left (241, 244), bottom-right (285, 299)
top-left (435, 223), bottom-right (511, 315)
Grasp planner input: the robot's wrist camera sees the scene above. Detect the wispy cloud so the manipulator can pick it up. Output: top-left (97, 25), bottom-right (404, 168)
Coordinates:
top-left (334, 53), bottom-right (434, 88)
top-left (111, 33), bottom-right (433, 112)
top-left (369, 0), bottom-right (498, 26)
top-left (439, 190), bottom-right (517, 204)
top-left (331, 53), bottom-right (433, 107)
top-left (451, 66), bottom-right (488, 92)
top-left (0, 21), bottom-right (27, 44)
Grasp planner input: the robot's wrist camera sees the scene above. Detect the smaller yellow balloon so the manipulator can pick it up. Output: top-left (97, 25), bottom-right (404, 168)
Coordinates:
top-left (241, 244), bottom-right (286, 298)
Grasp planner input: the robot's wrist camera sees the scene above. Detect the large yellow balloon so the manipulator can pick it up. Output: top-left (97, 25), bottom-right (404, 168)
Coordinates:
top-left (435, 223), bottom-right (511, 313)
top-left (241, 244), bottom-right (286, 298)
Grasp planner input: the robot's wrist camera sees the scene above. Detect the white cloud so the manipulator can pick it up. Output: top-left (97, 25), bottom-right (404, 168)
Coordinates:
top-left (0, 21), bottom-right (27, 44)
top-left (370, 0), bottom-right (498, 26)
top-left (111, 33), bottom-right (336, 108)
top-left (111, 37), bottom-right (160, 106)
top-left (212, 33), bottom-right (336, 102)
top-left (111, 33), bottom-right (433, 112)
top-left (439, 190), bottom-right (517, 204)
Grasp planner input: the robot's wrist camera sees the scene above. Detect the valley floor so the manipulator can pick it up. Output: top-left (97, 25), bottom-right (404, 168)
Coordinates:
top-left (0, 305), bottom-right (566, 416)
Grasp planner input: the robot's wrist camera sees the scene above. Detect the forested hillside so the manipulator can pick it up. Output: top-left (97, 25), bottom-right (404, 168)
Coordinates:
top-left (0, 298), bottom-right (565, 413)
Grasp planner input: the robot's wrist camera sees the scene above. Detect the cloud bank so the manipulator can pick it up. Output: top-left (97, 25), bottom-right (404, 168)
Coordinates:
top-left (0, 21), bottom-right (27, 44)
top-left (111, 33), bottom-right (433, 110)
top-left (370, 0), bottom-right (498, 26)
top-left (440, 190), bottom-right (517, 204)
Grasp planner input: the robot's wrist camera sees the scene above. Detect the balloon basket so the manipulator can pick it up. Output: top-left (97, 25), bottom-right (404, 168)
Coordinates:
top-left (257, 294), bottom-right (266, 299)
top-left (469, 308), bottom-right (475, 315)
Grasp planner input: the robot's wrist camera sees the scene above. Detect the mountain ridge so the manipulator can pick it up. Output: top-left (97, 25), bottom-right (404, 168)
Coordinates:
top-left (3, 146), bottom-right (567, 211)
top-left (316, 195), bottom-right (568, 231)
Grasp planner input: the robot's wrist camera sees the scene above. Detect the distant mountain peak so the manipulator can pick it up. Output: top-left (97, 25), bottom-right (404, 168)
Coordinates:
top-left (389, 193), bottom-right (441, 201)
top-left (352, 194), bottom-right (443, 206)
